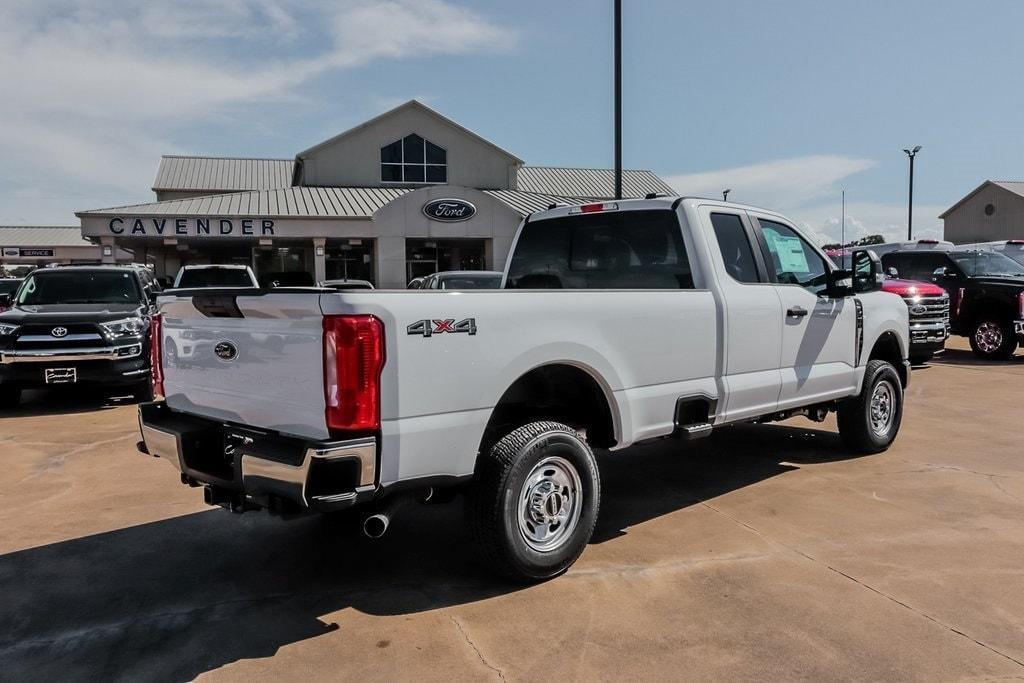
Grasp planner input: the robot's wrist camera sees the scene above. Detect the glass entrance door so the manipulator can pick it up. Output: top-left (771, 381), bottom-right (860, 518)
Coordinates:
top-left (405, 239), bottom-right (487, 283)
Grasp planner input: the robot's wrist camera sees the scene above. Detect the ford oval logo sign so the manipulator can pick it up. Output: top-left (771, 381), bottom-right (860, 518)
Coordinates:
top-left (909, 304), bottom-right (927, 316)
top-left (422, 198), bottom-right (476, 222)
top-left (214, 341), bottom-right (238, 362)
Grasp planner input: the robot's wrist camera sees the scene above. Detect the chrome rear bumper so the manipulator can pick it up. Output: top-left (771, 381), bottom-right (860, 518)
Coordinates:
top-left (138, 402), bottom-right (376, 511)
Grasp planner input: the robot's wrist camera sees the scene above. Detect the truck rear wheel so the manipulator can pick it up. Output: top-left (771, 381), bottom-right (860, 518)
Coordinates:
top-left (837, 359), bottom-right (903, 454)
top-left (467, 421), bottom-right (600, 582)
top-left (968, 318), bottom-right (1017, 360)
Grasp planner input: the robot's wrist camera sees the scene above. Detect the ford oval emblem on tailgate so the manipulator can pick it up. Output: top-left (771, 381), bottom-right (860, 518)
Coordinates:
top-left (214, 341), bottom-right (238, 362)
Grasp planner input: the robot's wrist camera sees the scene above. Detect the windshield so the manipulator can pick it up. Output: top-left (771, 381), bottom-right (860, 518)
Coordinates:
top-left (950, 252), bottom-right (1024, 277)
top-left (16, 271), bottom-right (141, 305)
top-left (0, 280), bottom-right (20, 296)
top-left (177, 268), bottom-right (255, 288)
top-left (439, 274), bottom-right (502, 289)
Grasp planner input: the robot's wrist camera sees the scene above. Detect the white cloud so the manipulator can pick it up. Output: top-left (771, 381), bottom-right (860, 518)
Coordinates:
top-left (666, 155), bottom-right (942, 245)
top-left (0, 0), bottom-right (517, 223)
top-left (666, 155), bottom-right (875, 209)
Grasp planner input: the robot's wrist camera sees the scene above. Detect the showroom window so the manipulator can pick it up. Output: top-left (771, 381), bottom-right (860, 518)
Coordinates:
top-left (381, 134), bottom-right (447, 183)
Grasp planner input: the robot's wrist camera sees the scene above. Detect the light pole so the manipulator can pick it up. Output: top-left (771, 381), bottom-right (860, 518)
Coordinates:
top-left (722, 189), bottom-right (731, 202)
top-left (613, 0), bottom-right (622, 200)
top-left (903, 145), bottom-right (921, 240)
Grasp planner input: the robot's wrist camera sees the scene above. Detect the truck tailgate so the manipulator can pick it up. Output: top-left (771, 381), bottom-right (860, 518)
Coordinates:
top-left (159, 292), bottom-right (329, 439)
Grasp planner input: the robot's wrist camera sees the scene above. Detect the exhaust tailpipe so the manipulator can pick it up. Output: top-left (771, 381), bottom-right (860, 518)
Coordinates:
top-left (363, 513), bottom-right (389, 539)
top-left (361, 488), bottom-right (432, 539)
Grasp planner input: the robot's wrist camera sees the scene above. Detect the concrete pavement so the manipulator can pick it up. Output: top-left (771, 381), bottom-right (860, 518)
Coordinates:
top-left (1, 337), bottom-right (1022, 680)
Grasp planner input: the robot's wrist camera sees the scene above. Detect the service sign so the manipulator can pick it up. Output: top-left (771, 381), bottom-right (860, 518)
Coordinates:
top-left (422, 198), bottom-right (476, 223)
top-left (20, 248), bottom-right (55, 257)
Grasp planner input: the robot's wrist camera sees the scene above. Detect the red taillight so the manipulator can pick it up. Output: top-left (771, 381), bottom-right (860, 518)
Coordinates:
top-left (150, 314), bottom-right (164, 398)
top-left (323, 315), bottom-right (384, 433)
top-left (1019, 292), bottom-right (1024, 319)
top-left (573, 202), bottom-right (619, 214)
top-left (956, 288), bottom-right (966, 318)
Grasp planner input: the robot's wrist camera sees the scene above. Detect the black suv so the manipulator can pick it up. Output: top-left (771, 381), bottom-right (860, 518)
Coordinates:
top-left (882, 249), bottom-right (1024, 359)
top-left (0, 265), bottom-right (160, 407)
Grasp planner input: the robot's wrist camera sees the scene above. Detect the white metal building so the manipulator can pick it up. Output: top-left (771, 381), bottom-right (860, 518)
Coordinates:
top-left (76, 100), bottom-right (675, 288)
top-left (0, 226), bottom-right (131, 271)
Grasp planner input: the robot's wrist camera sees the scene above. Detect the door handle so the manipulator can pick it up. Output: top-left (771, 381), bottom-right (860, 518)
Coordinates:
top-left (786, 306), bottom-right (808, 318)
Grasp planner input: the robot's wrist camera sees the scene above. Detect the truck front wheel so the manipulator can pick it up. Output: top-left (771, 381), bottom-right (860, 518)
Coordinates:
top-left (837, 359), bottom-right (903, 454)
top-left (467, 421), bottom-right (600, 582)
top-left (968, 318), bottom-right (1017, 360)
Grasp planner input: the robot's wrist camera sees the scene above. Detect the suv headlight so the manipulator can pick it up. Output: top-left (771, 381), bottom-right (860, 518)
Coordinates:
top-left (0, 322), bottom-right (18, 336)
top-left (100, 316), bottom-right (146, 338)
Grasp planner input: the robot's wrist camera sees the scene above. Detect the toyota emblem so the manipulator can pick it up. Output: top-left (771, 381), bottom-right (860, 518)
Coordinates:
top-left (51, 327), bottom-right (68, 338)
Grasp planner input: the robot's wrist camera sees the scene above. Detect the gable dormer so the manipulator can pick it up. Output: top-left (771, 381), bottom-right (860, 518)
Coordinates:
top-left (293, 100), bottom-right (522, 190)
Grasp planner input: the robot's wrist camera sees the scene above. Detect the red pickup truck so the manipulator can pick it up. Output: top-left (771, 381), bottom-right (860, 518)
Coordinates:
top-left (881, 277), bottom-right (949, 364)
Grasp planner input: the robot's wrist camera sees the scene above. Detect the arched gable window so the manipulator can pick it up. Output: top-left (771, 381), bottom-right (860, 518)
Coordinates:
top-left (381, 134), bottom-right (447, 184)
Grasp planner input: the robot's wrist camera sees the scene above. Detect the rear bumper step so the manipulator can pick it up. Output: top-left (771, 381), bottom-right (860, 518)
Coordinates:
top-left (138, 401), bottom-right (377, 512)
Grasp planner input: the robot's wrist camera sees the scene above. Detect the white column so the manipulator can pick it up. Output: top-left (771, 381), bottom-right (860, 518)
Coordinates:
top-left (100, 236), bottom-right (116, 264)
top-left (376, 236), bottom-right (407, 289)
top-left (313, 237), bottom-right (327, 283)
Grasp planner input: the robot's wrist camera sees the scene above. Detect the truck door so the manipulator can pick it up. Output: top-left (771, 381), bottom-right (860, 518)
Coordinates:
top-left (750, 214), bottom-right (858, 408)
top-left (701, 208), bottom-right (783, 421)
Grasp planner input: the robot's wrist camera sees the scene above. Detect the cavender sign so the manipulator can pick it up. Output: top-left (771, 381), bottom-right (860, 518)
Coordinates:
top-left (107, 217), bottom-right (275, 237)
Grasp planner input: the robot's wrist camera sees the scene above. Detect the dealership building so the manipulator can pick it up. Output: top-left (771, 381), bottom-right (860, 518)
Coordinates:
top-left (74, 100), bottom-right (675, 288)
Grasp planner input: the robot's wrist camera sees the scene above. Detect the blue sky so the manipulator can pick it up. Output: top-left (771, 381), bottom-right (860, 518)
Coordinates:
top-left (2, 0), bottom-right (1023, 243)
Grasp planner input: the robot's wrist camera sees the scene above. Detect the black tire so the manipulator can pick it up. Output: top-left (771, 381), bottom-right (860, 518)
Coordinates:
top-left (467, 421), bottom-right (600, 582)
top-left (837, 359), bottom-right (903, 454)
top-left (0, 386), bottom-right (20, 409)
top-left (968, 318), bottom-right (1017, 360)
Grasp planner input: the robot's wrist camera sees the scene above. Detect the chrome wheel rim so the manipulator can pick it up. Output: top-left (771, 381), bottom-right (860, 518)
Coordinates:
top-left (869, 379), bottom-right (896, 437)
top-left (517, 455), bottom-right (583, 553)
top-left (975, 322), bottom-right (1003, 354)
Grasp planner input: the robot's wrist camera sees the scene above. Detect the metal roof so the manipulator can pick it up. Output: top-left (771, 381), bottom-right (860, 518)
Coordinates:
top-left (483, 190), bottom-right (583, 216)
top-left (79, 187), bottom-right (411, 218)
top-left (516, 166), bottom-right (676, 198)
top-left (0, 226), bottom-right (94, 247)
top-left (152, 156), bottom-right (295, 192)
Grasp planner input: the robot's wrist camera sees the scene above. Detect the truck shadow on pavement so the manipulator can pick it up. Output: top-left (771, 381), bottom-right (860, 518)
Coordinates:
top-left (930, 347), bottom-right (1024, 368)
top-left (0, 422), bottom-right (867, 681)
top-left (0, 389), bottom-right (142, 418)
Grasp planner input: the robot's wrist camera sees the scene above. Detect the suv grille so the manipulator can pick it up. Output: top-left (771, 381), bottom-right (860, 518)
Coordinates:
top-left (13, 323), bottom-right (105, 351)
top-left (904, 292), bottom-right (949, 324)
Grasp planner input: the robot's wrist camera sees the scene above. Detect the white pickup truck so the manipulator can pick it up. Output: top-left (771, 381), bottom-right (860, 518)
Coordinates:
top-left (138, 197), bottom-right (909, 581)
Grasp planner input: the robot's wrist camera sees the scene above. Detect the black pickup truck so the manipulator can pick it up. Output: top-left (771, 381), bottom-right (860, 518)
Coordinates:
top-left (0, 265), bottom-right (160, 407)
top-left (881, 249), bottom-right (1024, 359)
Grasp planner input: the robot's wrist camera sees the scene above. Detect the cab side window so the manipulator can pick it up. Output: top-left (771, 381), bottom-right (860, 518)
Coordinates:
top-left (757, 219), bottom-right (829, 295)
top-left (710, 213), bottom-right (761, 283)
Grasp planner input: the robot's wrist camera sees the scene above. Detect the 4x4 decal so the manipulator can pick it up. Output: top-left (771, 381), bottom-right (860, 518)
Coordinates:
top-left (407, 318), bottom-right (477, 337)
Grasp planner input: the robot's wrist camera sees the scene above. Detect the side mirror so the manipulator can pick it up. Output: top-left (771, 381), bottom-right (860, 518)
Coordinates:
top-left (827, 268), bottom-right (854, 297)
top-left (886, 267), bottom-right (899, 278)
top-left (932, 266), bottom-right (956, 280)
top-left (0, 294), bottom-right (10, 308)
top-left (851, 249), bottom-right (884, 294)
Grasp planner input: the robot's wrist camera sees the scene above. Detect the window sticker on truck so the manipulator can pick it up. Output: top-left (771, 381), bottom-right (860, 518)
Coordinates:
top-left (407, 318), bottom-right (477, 337)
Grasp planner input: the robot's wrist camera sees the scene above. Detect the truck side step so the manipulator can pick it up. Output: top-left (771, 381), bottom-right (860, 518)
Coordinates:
top-left (677, 422), bottom-right (713, 440)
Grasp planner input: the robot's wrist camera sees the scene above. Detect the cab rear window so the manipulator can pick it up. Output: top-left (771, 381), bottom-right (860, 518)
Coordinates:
top-left (506, 210), bottom-right (694, 289)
